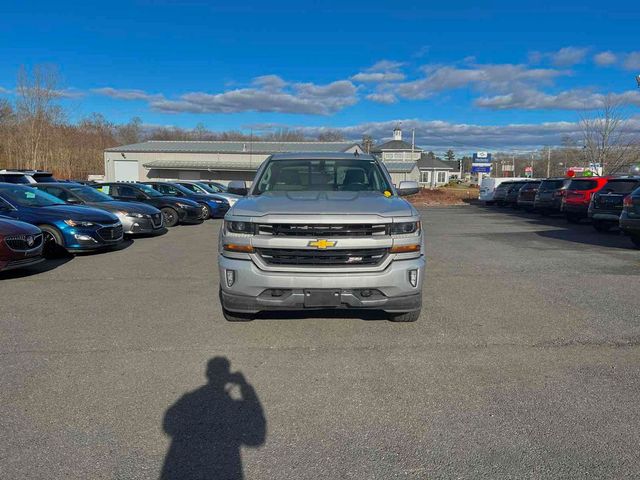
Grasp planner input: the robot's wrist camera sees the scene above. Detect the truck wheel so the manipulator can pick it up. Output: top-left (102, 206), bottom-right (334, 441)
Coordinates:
top-left (631, 235), bottom-right (640, 249)
top-left (39, 225), bottom-right (67, 258)
top-left (388, 310), bottom-right (420, 322)
top-left (593, 221), bottom-right (611, 233)
top-left (161, 207), bottom-right (179, 227)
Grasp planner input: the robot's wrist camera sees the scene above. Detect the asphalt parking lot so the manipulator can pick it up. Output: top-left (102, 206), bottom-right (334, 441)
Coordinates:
top-left (2, 206), bottom-right (640, 479)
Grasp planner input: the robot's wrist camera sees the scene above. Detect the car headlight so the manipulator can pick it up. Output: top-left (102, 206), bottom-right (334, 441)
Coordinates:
top-left (64, 219), bottom-right (96, 227)
top-left (225, 220), bottom-right (255, 234)
top-left (390, 221), bottom-right (420, 235)
top-left (126, 212), bottom-right (149, 219)
top-left (175, 202), bottom-right (193, 209)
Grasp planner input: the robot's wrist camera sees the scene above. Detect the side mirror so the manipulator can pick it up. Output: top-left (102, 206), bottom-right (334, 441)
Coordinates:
top-left (228, 181), bottom-right (248, 196)
top-left (66, 197), bottom-right (80, 204)
top-left (135, 193), bottom-right (147, 201)
top-left (397, 180), bottom-right (420, 196)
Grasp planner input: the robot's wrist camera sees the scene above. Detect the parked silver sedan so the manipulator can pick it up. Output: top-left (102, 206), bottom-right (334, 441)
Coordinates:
top-left (34, 183), bottom-right (165, 235)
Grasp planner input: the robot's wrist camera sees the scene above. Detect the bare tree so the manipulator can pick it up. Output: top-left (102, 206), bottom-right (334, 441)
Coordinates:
top-left (579, 95), bottom-right (639, 174)
top-left (316, 129), bottom-right (345, 141)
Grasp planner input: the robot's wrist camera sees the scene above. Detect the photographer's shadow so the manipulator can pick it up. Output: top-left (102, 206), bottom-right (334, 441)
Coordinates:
top-left (160, 357), bottom-right (266, 480)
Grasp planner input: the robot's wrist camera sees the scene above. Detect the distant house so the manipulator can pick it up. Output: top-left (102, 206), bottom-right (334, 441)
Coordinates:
top-left (417, 154), bottom-right (454, 187)
top-left (371, 127), bottom-right (452, 188)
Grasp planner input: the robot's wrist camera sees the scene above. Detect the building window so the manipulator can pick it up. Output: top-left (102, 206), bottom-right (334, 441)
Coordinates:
top-left (437, 171), bottom-right (447, 183)
top-left (420, 171), bottom-right (431, 184)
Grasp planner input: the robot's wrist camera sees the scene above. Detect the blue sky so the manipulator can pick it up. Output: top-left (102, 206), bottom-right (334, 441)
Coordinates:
top-left (1, 0), bottom-right (639, 151)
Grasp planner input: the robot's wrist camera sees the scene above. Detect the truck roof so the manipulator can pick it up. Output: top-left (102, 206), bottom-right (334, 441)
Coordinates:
top-left (268, 152), bottom-right (376, 161)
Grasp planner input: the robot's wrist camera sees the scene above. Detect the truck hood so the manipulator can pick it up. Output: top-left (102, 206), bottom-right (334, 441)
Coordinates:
top-left (230, 191), bottom-right (415, 218)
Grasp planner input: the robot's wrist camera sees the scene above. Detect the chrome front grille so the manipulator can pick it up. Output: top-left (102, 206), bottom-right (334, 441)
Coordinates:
top-left (151, 213), bottom-right (163, 228)
top-left (256, 248), bottom-right (388, 266)
top-left (4, 233), bottom-right (43, 251)
top-left (257, 223), bottom-right (387, 237)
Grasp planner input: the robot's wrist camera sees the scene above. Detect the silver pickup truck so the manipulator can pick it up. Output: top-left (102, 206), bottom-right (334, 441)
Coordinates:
top-left (218, 152), bottom-right (424, 322)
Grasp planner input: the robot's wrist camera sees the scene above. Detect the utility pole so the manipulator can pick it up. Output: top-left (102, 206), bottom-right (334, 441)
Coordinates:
top-left (546, 147), bottom-right (551, 178)
top-left (411, 128), bottom-right (415, 157)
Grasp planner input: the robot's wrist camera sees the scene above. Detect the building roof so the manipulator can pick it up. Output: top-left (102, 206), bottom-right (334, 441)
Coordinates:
top-left (142, 159), bottom-right (261, 171)
top-left (370, 139), bottom-right (416, 152)
top-left (269, 152), bottom-right (375, 161)
top-left (383, 161), bottom-right (418, 173)
top-left (106, 140), bottom-right (360, 154)
top-left (417, 154), bottom-right (454, 170)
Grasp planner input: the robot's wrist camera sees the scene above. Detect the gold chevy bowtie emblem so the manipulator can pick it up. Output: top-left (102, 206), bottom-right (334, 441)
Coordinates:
top-left (308, 239), bottom-right (336, 249)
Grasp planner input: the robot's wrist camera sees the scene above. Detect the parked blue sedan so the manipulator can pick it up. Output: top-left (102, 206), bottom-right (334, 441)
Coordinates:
top-left (140, 181), bottom-right (226, 218)
top-left (0, 184), bottom-right (123, 255)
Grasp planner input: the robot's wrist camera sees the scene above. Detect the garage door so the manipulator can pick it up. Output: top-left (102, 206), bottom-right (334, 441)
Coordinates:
top-left (113, 161), bottom-right (139, 181)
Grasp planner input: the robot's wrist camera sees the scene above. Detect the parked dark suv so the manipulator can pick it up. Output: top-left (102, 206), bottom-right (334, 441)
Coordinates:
top-left (588, 177), bottom-right (640, 232)
top-left (504, 181), bottom-right (530, 207)
top-left (140, 181), bottom-right (224, 219)
top-left (516, 181), bottom-right (541, 211)
top-left (534, 178), bottom-right (570, 213)
top-left (493, 181), bottom-right (514, 206)
top-left (93, 183), bottom-right (204, 227)
top-left (619, 186), bottom-right (640, 248)
top-left (561, 176), bottom-right (610, 223)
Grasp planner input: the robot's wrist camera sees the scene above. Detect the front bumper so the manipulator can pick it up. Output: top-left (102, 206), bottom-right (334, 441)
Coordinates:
top-left (178, 206), bottom-right (205, 224)
top-left (219, 255), bottom-right (425, 314)
top-left (121, 216), bottom-right (164, 235)
top-left (0, 255), bottom-right (44, 272)
top-left (61, 223), bottom-right (124, 252)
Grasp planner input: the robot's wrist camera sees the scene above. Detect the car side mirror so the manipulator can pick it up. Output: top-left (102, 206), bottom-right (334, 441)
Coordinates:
top-left (397, 180), bottom-right (420, 196)
top-left (66, 197), bottom-right (80, 204)
top-left (135, 193), bottom-right (147, 200)
top-left (228, 181), bottom-right (248, 196)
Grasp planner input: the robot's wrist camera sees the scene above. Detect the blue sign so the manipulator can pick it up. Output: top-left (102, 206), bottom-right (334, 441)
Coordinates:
top-left (473, 152), bottom-right (492, 163)
top-left (471, 165), bottom-right (492, 173)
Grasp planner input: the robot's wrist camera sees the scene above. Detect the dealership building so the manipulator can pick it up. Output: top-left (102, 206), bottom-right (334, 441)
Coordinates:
top-left (103, 140), bottom-right (363, 183)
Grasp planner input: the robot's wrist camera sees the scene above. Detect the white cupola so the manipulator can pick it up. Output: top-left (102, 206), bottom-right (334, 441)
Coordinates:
top-left (393, 126), bottom-right (402, 141)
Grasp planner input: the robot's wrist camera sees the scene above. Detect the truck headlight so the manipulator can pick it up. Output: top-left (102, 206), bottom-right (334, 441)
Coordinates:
top-left (225, 220), bottom-right (255, 234)
top-left (390, 221), bottom-right (420, 235)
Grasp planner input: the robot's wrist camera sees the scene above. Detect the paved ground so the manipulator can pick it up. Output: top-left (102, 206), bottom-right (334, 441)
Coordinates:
top-left (2, 206), bottom-right (640, 479)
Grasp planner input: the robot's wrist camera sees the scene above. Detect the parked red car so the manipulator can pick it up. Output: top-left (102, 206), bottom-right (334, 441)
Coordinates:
top-left (0, 218), bottom-right (44, 272)
top-left (561, 177), bottom-right (611, 223)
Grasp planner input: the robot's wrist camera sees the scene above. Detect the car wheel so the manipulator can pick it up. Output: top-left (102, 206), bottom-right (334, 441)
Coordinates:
top-left (200, 203), bottom-right (211, 219)
top-left (631, 235), bottom-right (640, 249)
top-left (161, 207), bottom-right (179, 227)
top-left (388, 310), bottom-right (420, 322)
top-left (39, 225), bottom-right (66, 258)
top-left (592, 221), bottom-right (611, 233)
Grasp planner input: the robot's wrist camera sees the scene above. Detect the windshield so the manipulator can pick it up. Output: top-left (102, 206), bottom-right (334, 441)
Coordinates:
top-left (254, 159), bottom-right (392, 194)
top-left (70, 186), bottom-right (113, 202)
top-left (202, 182), bottom-right (227, 193)
top-left (179, 183), bottom-right (208, 194)
top-left (136, 184), bottom-right (163, 197)
top-left (0, 185), bottom-right (66, 207)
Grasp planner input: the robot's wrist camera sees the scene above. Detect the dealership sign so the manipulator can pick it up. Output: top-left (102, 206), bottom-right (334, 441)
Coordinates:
top-left (473, 152), bottom-right (492, 163)
top-left (471, 164), bottom-right (492, 173)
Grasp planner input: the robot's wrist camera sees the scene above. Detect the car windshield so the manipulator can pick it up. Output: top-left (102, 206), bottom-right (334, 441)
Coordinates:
top-left (0, 185), bottom-right (66, 207)
top-left (600, 180), bottom-right (640, 194)
top-left (0, 174), bottom-right (31, 184)
top-left (193, 183), bottom-right (218, 194)
top-left (179, 183), bottom-right (207, 194)
top-left (136, 184), bottom-right (163, 197)
top-left (254, 159), bottom-right (392, 194)
top-left (70, 186), bottom-right (113, 202)
top-left (203, 182), bottom-right (227, 193)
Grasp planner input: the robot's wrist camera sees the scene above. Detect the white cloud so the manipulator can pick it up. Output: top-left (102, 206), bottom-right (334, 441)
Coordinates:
top-left (0, 86), bottom-right (12, 94)
top-left (549, 47), bottom-right (589, 66)
top-left (396, 64), bottom-right (568, 99)
top-left (593, 51), bottom-right (618, 66)
top-left (351, 60), bottom-right (405, 83)
top-left (530, 47), bottom-right (589, 67)
top-left (150, 78), bottom-right (358, 115)
top-left (93, 87), bottom-right (161, 101)
top-left (476, 89), bottom-right (640, 110)
top-left (366, 93), bottom-right (397, 104)
top-left (623, 52), bottom-right (640, 71)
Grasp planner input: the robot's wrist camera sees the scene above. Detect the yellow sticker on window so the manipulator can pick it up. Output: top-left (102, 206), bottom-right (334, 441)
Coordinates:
top-left (383, 190), bottom-right (392, 197)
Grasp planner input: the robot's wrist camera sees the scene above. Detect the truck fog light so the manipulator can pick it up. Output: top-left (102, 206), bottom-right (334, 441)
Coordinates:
top-left (408, 269), bottom-right (418, 287)
top-left (225, 269), bottom-right (236, 287)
